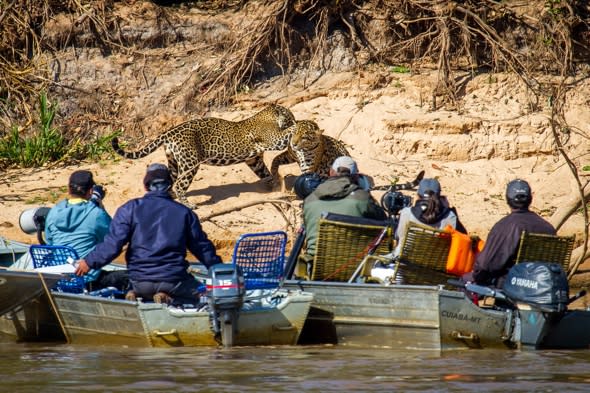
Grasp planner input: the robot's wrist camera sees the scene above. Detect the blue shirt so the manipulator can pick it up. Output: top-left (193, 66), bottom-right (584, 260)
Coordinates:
top-left (45, 198), bottom-right (112, 258)
top-left (85, 190), bottom-right (222, 283)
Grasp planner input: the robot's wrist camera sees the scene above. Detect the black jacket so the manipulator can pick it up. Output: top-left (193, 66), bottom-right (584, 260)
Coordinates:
top-left (467, 209), bottom-right (555, 286)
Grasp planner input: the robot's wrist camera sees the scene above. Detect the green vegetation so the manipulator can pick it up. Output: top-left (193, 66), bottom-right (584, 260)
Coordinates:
top-left (390, 66), bottom-right (410, 74)
top-left (0, 92), bottom-right (120, 168)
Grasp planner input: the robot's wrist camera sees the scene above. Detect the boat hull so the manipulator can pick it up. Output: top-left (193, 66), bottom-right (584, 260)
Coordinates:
top-left (285, 280), bottom-right (590, 350)
top-left (51, 289), bottom-right (313, 347)
top-left (0, 270), bottom-right (65, 342)
top-left (286, 280), bottom-right (442, 350)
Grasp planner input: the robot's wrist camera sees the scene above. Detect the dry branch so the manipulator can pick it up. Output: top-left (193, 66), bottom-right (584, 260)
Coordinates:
top-left (200, 198), bottom-right (298, 223)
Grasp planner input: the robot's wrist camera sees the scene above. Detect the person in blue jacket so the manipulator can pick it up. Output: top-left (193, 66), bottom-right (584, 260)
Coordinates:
top-left (74, 163), bottom-right (222, 305)
top-left (45, 169), bottom-right (111, 258)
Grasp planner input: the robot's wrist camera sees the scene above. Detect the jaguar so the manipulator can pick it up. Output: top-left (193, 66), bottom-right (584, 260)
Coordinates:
top-left (270, 119), bottom-right (350, 181)
top-left (112, 104), bottom-right (296, 207)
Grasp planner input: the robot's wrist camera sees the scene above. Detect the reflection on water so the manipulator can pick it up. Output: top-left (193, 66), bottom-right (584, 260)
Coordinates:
top-left (1, 338), bottom-right (590, 392)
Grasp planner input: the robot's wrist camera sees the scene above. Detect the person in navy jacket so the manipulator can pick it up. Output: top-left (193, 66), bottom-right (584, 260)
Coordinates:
top-left (75, 163), bottom-right (222, 304)
top-left (462, 179), bottom-right (556, 288)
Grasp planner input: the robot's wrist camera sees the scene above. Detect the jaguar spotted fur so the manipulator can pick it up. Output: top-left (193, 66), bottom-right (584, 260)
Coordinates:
top-left (270, 120), bottom-right (350, 181)
top-left (112, 104), bottom-right (296, 207)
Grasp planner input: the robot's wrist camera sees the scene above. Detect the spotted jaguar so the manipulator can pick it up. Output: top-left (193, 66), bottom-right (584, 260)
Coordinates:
top-left (270, 119), bottom-right (350, 181)
top-left (112, 104), bottom-right (296, 207)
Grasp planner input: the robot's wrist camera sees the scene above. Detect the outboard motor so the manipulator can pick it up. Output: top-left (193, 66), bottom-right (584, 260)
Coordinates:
top-left (502, 262), bottom-right (569, 348)
top-left (206, 264), bottom-right (245, 347)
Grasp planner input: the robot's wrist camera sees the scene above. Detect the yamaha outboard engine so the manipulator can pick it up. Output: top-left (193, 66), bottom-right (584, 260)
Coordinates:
top-left (206, 264), bottom-right (245, 347)
top-left (502, 262), bottom-right (569, 348)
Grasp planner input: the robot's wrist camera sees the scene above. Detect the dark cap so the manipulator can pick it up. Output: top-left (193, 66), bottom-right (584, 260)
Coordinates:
top-left (417, 178), bottom-right (441, 198)
top-left (143, 163), bottom-right (172, 189)
top-left (506, 179), bottom-right (531, 201)
top-left (69, 170), bottom-right (95, 193)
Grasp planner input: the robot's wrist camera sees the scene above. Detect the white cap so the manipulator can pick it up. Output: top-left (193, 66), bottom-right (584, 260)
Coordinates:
top-left (331, 156), bottom-right (358, 175)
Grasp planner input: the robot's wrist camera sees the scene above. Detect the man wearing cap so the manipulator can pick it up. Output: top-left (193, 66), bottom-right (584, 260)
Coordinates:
top-left (45, 170), bottom-right (112, 258)
top-left (394, 177), bottom-right (460, 255)
top-left (74, 163), bottom-right (222, 305)
top-left (463, 179), bottom-right (556, 287)
top-left (301, 156), bottom-right (386, 264)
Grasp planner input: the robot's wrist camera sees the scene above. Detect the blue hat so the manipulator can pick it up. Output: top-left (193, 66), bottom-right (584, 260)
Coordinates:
top-left (417, 178), bottom-right (441, 198)
top-left (506, 179), bottom-right (531, 201)
top-left (143, 163), bottom-right (172, 189)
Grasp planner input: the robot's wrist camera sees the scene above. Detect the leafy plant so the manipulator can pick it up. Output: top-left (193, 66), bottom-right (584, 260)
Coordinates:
top-left (0, 93), bottom-right (122, 168)
top-left (0, 92), bottom-right (67, 167)
top-left (390, 65), bottom-right (410, 74)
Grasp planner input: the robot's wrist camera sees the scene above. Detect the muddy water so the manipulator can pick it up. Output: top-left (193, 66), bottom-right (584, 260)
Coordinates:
top-left (1, 340), bottom-right (589, 392)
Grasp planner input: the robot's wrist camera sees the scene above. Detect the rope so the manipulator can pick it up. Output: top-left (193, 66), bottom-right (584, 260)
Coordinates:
top-left (37, 271), bottom-right (70, 344)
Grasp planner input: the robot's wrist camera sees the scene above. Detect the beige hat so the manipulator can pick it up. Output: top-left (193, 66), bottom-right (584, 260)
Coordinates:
top-left (331, 156), bottom-right (358, 175)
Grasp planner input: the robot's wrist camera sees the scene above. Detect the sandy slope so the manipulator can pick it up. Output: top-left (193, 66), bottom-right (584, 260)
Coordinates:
top-left (0, 71), bottom-right (588, 280)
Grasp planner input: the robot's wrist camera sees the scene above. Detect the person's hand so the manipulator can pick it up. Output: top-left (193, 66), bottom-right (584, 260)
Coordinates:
top-left (74, 259), bottom-right (90, 276)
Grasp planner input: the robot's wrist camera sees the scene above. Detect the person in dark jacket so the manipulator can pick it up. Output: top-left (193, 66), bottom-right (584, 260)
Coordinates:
top-left (301, 156), bottom-right (386, 266)
top-left (463, 179), bottom-right (556, 287)
top-left (74, 163), bottom-right (222, 304)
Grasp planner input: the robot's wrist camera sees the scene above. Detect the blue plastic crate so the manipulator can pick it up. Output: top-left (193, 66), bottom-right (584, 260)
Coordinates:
top-left (232, 231), bottom-right (287, 290)
top-left (30, 245), bottom-right (85, 293)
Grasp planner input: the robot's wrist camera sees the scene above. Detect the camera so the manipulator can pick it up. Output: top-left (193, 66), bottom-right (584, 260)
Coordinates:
top-left (380, 190), bottom-right (412, 216)
top-left (293, 173), bottom-right (374, 200)
top-left (90, 184), bottom-right (106, 206)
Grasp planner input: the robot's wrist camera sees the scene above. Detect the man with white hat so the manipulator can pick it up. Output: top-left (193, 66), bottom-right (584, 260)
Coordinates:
top-left (301, 156), bottom-right (386, 267)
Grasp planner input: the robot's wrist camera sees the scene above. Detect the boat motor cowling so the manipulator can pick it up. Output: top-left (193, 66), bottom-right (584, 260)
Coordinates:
top-left (206, 263), bottom-right (245, 347)
top-left (502, 262), bottom-right (569, 313)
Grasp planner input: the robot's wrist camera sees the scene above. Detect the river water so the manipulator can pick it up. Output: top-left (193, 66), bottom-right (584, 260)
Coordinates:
top-left (2, 338), bottom-right (590, 392)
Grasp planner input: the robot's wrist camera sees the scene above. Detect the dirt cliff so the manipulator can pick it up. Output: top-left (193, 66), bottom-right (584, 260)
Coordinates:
top-left (0, 1), bottom-right (588, 288)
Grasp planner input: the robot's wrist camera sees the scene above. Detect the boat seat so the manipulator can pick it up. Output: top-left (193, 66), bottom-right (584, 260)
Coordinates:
top-left (30, 244), bottom-right (85, 293)
top-left (515, 231), bottom-right (575, 273)
top-left (310, 213), bottom-right (393, 282)
top-left (232, 231), bottom-right (287, 290)
top-left (396, 222), bottom-right (454, 285)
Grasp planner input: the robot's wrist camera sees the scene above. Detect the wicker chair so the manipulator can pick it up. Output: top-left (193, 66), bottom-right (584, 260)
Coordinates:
top-left (515, 231), bottom-right (575, 273)
top-left (310, 213), bottom-right (393, 282)
top-left (396, 222), bottom-right (453, 285)
top-left (232, 231), bottom-right (287, 290)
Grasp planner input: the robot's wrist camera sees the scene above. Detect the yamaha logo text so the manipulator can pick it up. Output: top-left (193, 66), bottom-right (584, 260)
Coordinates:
top-left (510, 277), bottom-right (538, 289)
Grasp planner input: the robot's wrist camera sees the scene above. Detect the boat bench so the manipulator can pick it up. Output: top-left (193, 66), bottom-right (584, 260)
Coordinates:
top-left (515, 231), bottom-right (575, 273)
top-left (232, 231), bottom-right (287, 290)
top-left (309, 213), bottom-right (393, 282)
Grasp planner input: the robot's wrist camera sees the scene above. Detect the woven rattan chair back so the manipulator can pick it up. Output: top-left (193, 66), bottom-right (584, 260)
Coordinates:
top-left (397, 222), bottom-right (453, 285)
top-left (311, 214), bottom-right (392, 282)
top-left (515, 231), bottom-right (575, 273)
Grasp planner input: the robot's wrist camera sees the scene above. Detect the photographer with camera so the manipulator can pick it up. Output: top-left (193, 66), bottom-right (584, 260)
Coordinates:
top-left (44, 170), bottom-right (112, 259)
top-left (393, 178), bottom-right (463, 256)
top-left (298, 156), bottom-right (386, 276)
